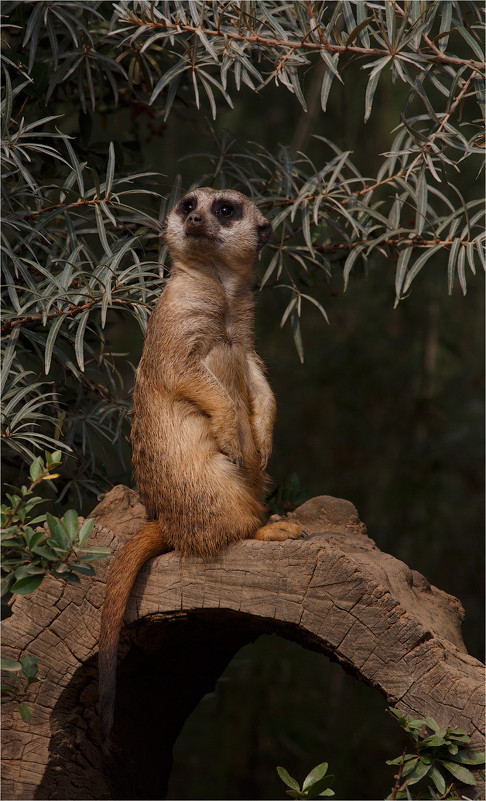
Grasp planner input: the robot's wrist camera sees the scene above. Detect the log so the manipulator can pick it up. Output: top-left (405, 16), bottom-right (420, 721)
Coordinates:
top-left (2, 485), bottom-right (484, 800)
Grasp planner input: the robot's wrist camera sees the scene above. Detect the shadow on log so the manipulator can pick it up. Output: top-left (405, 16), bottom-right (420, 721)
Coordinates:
top-left (2, 485), bottom-right (484, 799)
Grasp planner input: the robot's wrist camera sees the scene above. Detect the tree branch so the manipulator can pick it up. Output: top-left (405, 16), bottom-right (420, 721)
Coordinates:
top-left (116, 11), bottom-right (486, 72)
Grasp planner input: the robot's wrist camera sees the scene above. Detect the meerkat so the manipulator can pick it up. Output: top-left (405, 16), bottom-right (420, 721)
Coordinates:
top-left (98, 187), bottom-right (305, 748)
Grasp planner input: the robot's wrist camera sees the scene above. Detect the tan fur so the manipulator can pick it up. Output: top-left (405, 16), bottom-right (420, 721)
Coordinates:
top-left (99, 188), bottom-right (304, 748)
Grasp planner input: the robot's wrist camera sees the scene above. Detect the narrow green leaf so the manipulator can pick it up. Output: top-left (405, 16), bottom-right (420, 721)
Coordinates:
top-left (64, 137), bottom-right (85, 197)
top-left (343, 244), bottom-right (367, 290)
top-left (394, 248), bottom-right (413, 305)
top-left (456, 24), bottom-right (484, 61)
top-left (44, 314), bottom-right (67, 375)
top-left (105, 141), bottom-right (115, 198)
top-left (415, 170), bottom-right (428, 235)
top-left (291, 309), bottom-right (304, 364)
top-left (346, 17), bottom-right (373, 46)
top-left (402, 244), bottom-right (443, 293)
top-left (74, 309), bottom-right (89, 372)
top-left (447, 238), bottom-right (461, 294)
top-left (95, 204), bottom-right (112, 258)
top-left (320, 56), bottom-right (339, 112)
top-left (457, 243), bottom-right (467, 295)
top-left (364, 57), bottom-right (391, 123)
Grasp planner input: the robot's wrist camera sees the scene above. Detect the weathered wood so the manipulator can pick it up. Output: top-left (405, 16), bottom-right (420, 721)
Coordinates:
top-left (2, 485), bottom-right (484, 800)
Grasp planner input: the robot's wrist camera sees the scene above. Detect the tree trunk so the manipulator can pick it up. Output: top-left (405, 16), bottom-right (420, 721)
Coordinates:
top-left (2, 486), bottom-right (484, 799)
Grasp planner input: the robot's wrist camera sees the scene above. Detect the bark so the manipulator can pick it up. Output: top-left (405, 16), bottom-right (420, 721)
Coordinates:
top-left (2, 486), bottom-right (484, 800)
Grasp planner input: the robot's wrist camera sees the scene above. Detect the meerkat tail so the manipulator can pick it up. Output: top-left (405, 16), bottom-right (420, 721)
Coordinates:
top-left (98, 520), bottom-right (166, 750)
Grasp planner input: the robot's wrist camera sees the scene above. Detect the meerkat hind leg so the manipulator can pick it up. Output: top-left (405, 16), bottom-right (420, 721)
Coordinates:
top-left (253, 519), bottom-right (306, 542)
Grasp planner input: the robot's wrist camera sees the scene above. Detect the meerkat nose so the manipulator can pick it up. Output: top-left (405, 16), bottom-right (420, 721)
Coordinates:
top-left (187, 213), bottom-right (203, 227)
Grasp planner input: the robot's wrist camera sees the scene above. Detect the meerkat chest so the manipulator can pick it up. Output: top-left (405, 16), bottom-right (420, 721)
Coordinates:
top-left (203, 340), bottom-right (250, 400)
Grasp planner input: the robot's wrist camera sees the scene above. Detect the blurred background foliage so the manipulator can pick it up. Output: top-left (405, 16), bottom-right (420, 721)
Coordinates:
top-left (1, 1), bottom-right (484, 798)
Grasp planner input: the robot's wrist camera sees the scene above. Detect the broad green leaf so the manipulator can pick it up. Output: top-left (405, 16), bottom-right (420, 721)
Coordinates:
top-left (29, 456), bottom-right (44, 482)
top-left (303, 763), bottom-right (329, 791)
top-left (11, 573), bottom-right (44, 594)
top-left (58, 572), bottom-right (81, 585)
top-left (427, 764), bottom-right (446, 795)
top-left (447, 749), bottom-right (485, 766)
top-left (70, 562), bottom-right (95, 576)
top-left (79, 546), bottom-right (110, 556)
top-left (46, 450), bottom-right (62, 467)
top-left (77, 518), bottom-right (95, 546)
top-left (440, 759), bottom-right (477, 785)
top-left (30, 545), bottom-right (59, 561)
top-left (46, 513), bottom-right (70, 550)
top-left (19, 703), bottom-right (32, 723)
top-left (19, 655), bottom-right (38, 677)
top-left (403, 758), bottom-right (431, 784)
top-left (277, 767), bottom-right (300, 792)
top-left (1, 658), bottom-right (22, 672)
top-left (401, 756), bottom-right (420, 778)
top-left (14, 565), bottom-right (45, 580)
top-left (25, 529), bottom-right (45, 550)
top-left (62, 509), bottom-right (79, 542)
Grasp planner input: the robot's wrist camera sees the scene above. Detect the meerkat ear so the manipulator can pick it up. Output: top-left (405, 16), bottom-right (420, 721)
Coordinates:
top-left (256, 221), bottom-right (272, 251)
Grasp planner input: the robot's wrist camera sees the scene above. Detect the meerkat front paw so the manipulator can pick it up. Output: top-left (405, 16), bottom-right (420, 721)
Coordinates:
top-left (219, 439), bottom-right (244, 467)
top-left (253, 520), bottom-right (307, 542)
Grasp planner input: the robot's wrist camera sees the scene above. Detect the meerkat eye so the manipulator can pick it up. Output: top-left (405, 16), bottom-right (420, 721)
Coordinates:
top-left (218, 203), bottom-right (234, 218)
top-left (180, 198), bottom-right (196, 215)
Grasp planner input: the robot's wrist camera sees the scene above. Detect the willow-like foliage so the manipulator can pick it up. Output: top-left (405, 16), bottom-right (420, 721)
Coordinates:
top-left (1, 1), bottom-right (484, 504)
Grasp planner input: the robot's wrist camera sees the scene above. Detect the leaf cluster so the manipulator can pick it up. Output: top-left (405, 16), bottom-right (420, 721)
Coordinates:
top-left (386, 708), bottom-right (485, 798)
top-left (277, 762), bottom-right (335, 799)
top-left (1, 654), bottom-right (40, 723)
top-left (1, 451), bottom-right (110, 596)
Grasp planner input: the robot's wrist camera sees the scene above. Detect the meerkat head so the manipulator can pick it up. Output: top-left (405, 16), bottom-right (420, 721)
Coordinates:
top-left (165, 187), bottom-right (272, 275)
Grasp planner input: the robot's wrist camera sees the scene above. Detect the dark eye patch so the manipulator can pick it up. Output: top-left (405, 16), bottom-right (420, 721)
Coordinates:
top-left (211, 199), bottom-right (243, 224)
top-left (176, 196), bottom-right (197, 217)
